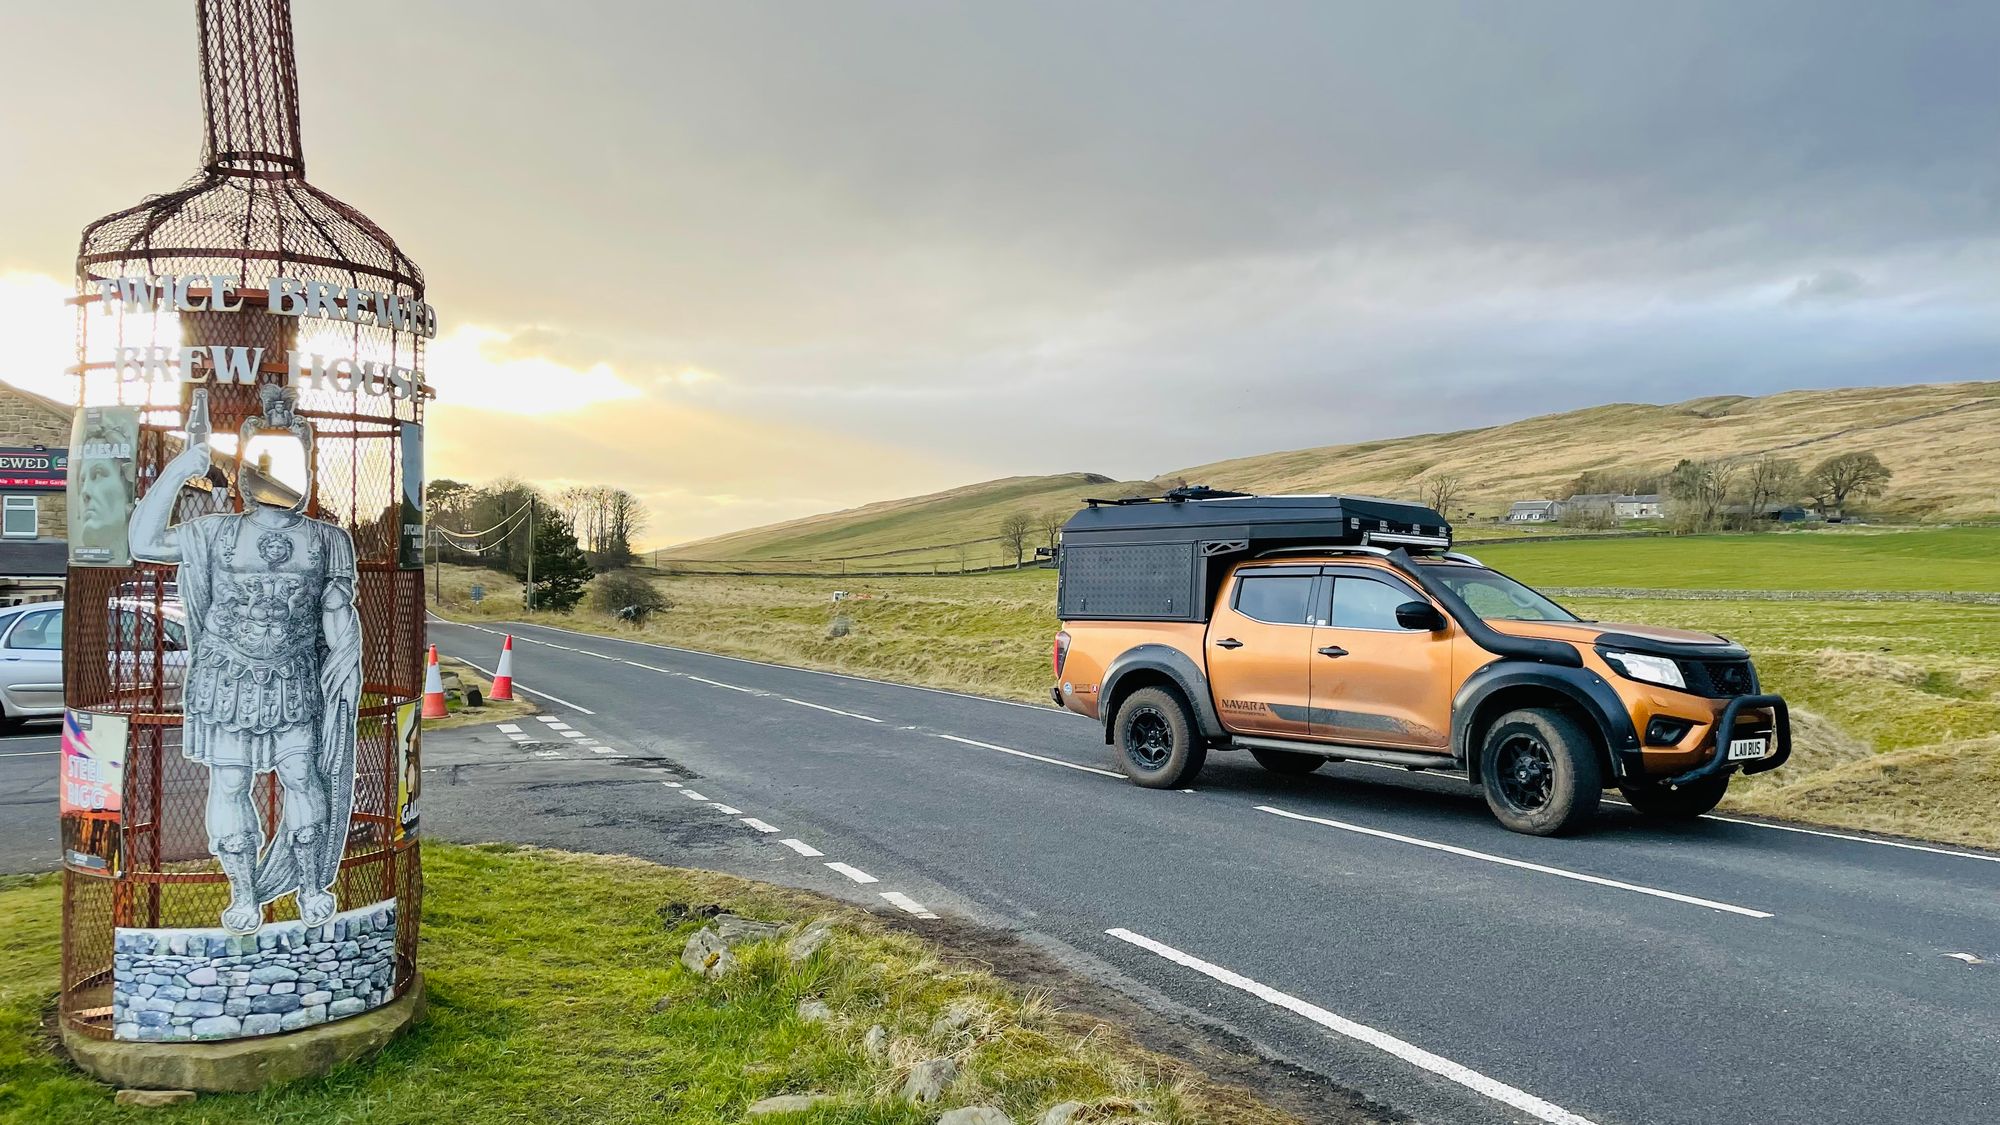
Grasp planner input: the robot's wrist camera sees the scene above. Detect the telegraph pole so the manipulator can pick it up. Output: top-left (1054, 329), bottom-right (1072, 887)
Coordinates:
top-left (525, 496), bottom-right (537, 612)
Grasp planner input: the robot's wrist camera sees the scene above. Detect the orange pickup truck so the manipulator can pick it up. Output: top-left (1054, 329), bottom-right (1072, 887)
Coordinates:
top-left (1052, 489), bottom-right (1789, 835)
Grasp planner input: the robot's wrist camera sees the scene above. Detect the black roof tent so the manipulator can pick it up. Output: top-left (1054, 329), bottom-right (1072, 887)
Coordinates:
top-left (1056, 489), bottom-right (1451, 622)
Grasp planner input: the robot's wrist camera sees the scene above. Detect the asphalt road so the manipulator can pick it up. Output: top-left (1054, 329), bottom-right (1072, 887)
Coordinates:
top-left (0, 724), bottom-right (63, 873)
top-left (5, 619), bottom-right (1995, 1124)
top-left (413, 618), bottom-right (1998, 1125)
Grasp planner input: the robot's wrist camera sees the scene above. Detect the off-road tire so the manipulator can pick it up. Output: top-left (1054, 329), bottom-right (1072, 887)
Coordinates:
top-left (1478, 708), bottom-right (1602, 836)
top-left (1619, 774), bottom-right (1729, 821)
top-left (1250, 748), bottom-right (1326, 776)
top-left (1114, 687), bottom-right (1207, 789)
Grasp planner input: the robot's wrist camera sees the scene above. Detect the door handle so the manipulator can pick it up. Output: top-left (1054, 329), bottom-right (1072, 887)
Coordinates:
top-left (1316, 645), bottom-right (1349, 658)
top-left (1214, 637), bottom-right (1243, 650)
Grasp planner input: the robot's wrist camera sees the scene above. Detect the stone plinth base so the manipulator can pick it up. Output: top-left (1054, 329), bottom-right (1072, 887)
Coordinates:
top-left (64, 973), bottom-right (423, 1093)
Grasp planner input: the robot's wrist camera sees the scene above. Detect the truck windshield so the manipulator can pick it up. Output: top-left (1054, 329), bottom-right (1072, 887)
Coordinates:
top-left (1422, 564), bottom-right (1578, 623)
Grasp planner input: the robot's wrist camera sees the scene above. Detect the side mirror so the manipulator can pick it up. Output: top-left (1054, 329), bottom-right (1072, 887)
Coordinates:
top-left (1395, 601), bottom-right (1448, 632)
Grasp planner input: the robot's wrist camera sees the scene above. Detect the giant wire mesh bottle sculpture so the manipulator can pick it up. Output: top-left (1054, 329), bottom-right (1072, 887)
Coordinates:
top-left (60, 0), bottom-right (428, 1043)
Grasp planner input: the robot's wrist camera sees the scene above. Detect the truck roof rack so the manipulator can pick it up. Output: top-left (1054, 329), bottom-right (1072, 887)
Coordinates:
top-left (1057, 491), bottom-right (1451, 622)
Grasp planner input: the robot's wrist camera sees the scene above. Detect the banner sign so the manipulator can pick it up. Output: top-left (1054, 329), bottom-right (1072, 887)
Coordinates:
top-left (0, 448), bottom-right (67, 489)
top-left (67, 406), bottom-right (140, 566)
top-left (399, 421), bottom-right (424, 569)
top-left (61, 709), bottom-right (127, 875)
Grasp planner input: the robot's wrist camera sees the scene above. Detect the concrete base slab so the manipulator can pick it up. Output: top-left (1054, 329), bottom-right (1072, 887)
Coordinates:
top-left (64, 973), bottom-right (424, 1093)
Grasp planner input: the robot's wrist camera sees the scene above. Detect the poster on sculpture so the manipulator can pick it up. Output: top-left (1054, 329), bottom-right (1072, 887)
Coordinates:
top-left (127, 387), bottom-right (363, 935)
top-left (67, 405), bottom-right (139, 566)
top-left (60, 709), bottom-right (126, 875)
top-left (395, 699), bottom-right (420, 838)
top-left (399, 420), bottom-right (423, 569)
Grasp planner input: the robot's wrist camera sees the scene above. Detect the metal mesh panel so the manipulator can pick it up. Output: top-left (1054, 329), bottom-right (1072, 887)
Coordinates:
top-left (1057, 542), bottom-right (1199, 621)
top-left (61, 0), bottom-right (425, 1041)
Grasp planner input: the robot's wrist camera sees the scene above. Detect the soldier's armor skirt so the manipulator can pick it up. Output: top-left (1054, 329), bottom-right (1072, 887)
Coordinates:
top-left (184, 647), bottom-right (321, 770)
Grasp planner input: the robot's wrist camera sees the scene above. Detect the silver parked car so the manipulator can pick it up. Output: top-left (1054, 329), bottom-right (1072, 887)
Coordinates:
top-left (0, 600), bottom-right (190, 725)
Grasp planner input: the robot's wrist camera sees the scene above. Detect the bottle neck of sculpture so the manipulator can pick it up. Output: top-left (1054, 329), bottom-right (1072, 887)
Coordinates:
top-left (197, 0), bottom-right (307, 180)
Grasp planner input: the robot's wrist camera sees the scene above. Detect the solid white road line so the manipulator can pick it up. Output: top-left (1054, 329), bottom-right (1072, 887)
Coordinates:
top-left (710, 802), bottom-right (743, 814)
top-left (681, 790), bottom-right (709, 801)
top-left (825, 862), bottom-right (878, 884)
top-left (451, 656), bottom-right (596, 714)
top-left (779, 838), bottom-right (824, 857)
top-left (782, 697), bottom-right (883, 723)
top-left (1695, 812), bottom-right (2000, 865)
top-left (1106, 928), bottom-right (1601, 1125)
top-left (932, 733), bottom-right (1124, 779)
top-left (880, 891), bottom-right (939, 919)
top-left (741, 817), bottom-right (779, 833)
top-left (1257, 806), bottom-right (1772, 919)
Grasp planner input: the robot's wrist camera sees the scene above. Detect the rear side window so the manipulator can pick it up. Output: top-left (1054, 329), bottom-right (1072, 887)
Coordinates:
top-left (1233, 575), bottom-right (1314, 625)
top-left (1331, 577), bottom-right (1419, 630)
top-left (5, 609), bottom-right (62, 650)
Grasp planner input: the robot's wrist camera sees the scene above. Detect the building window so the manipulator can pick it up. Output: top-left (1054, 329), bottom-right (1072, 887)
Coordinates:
top-left (2, 496), bottom-right (37, 539)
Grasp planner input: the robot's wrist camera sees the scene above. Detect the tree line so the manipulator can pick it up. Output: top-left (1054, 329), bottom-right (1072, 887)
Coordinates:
top-left (427, 477), bottom-right (657, 612)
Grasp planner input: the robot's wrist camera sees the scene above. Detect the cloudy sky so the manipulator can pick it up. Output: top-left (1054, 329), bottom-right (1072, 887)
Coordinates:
top-left (3, 1), bottom-right (1995, 546)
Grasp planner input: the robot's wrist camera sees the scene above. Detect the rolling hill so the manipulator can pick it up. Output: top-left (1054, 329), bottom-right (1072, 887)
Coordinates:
top-left (661, 380), bottom-right (2000, 568)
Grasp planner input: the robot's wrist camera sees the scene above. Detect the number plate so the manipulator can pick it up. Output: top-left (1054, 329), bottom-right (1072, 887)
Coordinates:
top-left (1727, 736), bottom-right (1770, 762)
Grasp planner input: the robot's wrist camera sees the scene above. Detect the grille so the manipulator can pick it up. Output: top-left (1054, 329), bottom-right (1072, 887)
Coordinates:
top-left (1679, 658), bottom-right (1757, 698)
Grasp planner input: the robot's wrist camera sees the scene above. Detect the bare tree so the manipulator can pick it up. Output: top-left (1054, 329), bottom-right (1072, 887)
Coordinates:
top-left (1038, 509), bottom-right (1068, 553)
top-left (1741, 456), bottom-right (1801, 528)
top-left (1420, 474), bottom-right (1463, 517)
top-left (998, 510), bottom-right (1034, 568)
top-left (1806, 451), bottom-right (1892, 516)
top-left (1667, 459), bottom-right (1737, 533)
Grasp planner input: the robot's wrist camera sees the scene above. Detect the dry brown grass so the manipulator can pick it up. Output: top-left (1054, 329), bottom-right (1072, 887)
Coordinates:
top-left (1727, 737), bottom-right (2000, 849)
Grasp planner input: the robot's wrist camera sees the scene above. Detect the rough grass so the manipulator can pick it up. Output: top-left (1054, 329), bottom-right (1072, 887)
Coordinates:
top-left (0, 844), bottom-right (1295, 1125)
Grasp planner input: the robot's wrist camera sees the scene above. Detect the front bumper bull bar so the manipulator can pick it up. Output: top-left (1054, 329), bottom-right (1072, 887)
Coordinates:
top-left (1666, 693), bottom-right (1791, 788)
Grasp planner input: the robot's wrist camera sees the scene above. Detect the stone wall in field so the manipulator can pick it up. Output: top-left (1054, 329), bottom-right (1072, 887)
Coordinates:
top-left (110, 899), bottom-right (398, 1042)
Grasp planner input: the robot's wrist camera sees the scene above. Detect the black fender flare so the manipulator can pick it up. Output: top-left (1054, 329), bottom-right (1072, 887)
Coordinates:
top-left (1453, 660), bottom-right (1644, 782)
top-left (1099, 644), bottom-right (1226, 743)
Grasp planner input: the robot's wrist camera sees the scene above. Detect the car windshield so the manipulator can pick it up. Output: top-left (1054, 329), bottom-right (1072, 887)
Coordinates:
top-left (1421, 563), bottom-right (1578, 623)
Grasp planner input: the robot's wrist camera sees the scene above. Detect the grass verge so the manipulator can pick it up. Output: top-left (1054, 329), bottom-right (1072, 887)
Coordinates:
top-left (0, 843), bottom-right (1300, 1125)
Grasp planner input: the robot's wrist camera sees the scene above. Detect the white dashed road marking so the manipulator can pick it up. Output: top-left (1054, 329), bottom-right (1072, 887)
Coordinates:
top-left (781, 698), bottom-right (883, 723)
top-left (688, 675), bottom-right (757, 694)
top-left (681, 790), bottom-right (709, 801)
top-left (741, 818), bottom-right (779, 834)
top-left (532, 749), bottom-right (562, 759)
top-left (496, 723), bottom-right (522, 733)
top-left (1107, 928), bottom-right (1600, 1125)
top-left (536, 716), bottom-right (562, 724)
top-left (880, 891), bottom-right (938, 920)
top-left (660, 781), bottom-right (682, 788)
top-left (779, 838), bottom-right (824, 857)
top-left (825, 862), bottom-right (878, 884)
top-left (1256, 806), bottom-right (1773, 919)
top-left (932, 733), bottom-right (1123, 779)
top-left (506, 733), bottom-right (530, 742)
top-left (710, 803), bottom-right (743, 814)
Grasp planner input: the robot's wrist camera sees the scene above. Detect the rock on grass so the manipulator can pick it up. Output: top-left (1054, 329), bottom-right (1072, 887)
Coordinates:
top-left (900, 1057), bottom-right (959, 1104)
top-left (940, 1108), bottom-right (1013, 1125)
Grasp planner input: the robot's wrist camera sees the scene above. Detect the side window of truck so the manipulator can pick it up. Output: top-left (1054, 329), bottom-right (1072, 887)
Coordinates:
top-left (1331, 577), bottom-right (1419, 630)
top-left (1233, 574), bottom-right (1315, 625)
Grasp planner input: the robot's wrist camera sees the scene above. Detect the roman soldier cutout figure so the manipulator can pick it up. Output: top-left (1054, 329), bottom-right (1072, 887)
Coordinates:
top-left (129, 385), bottom-right (363, 934)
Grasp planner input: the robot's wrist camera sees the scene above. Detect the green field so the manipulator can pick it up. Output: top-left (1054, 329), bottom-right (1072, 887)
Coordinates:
top-left (1, 845), bottom-right (1287, 1124)
top-left (1470, 526), bottom-right (2000, 592)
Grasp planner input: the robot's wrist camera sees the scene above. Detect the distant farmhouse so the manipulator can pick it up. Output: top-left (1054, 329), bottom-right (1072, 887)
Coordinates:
top-left (1506, 493), bottom-right (1664, 524)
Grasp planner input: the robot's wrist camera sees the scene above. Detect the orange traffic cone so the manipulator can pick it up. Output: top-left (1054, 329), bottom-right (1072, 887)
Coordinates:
top-left (490, 635), bottom-right (516, 702)
top-left (421, 645), bottom-right (449, 719)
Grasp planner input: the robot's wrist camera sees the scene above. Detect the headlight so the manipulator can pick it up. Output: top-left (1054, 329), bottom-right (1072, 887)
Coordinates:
top-left (1602, 650), bottom-right (1685, 690)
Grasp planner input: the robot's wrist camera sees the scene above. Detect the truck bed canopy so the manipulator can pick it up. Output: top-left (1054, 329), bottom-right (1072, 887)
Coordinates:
top-left (1057, 489), bottom-right (1450, 622)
